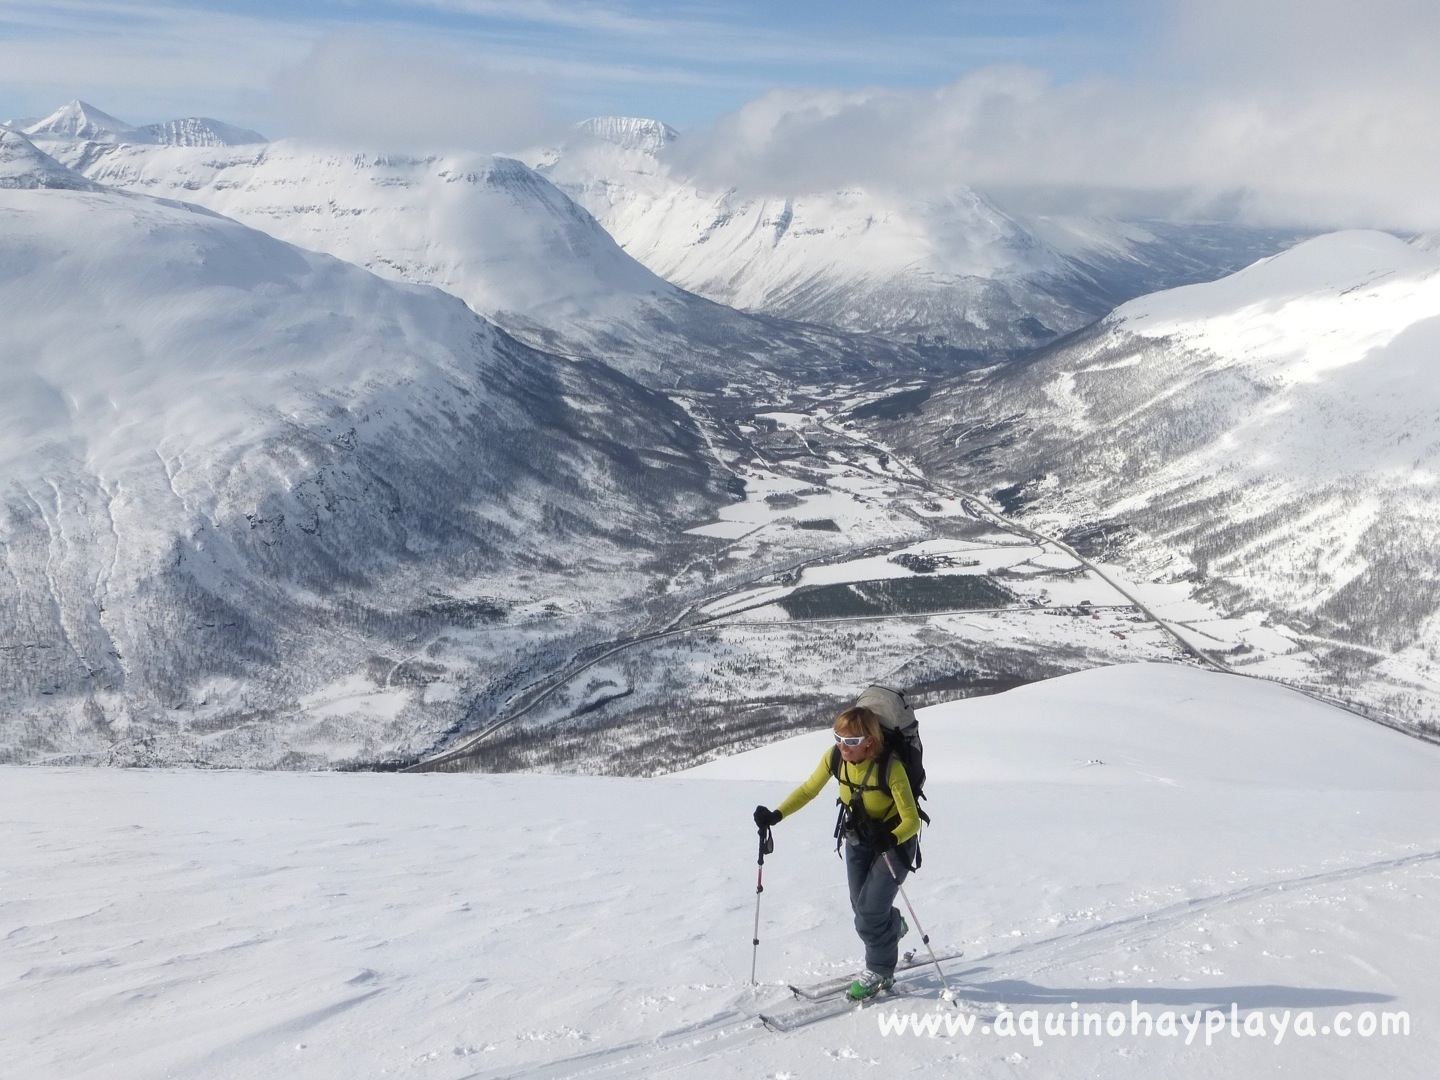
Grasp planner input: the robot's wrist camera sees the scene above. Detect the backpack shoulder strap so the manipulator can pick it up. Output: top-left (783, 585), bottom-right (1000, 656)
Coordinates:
top-left (834, 753), bottom-right (888, 794)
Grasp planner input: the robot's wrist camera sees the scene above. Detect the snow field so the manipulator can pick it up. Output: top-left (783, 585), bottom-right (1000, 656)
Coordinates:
top-left (683, 459), bottom-right (918, 547)
top-left (5, 664), bottom-right (1439, 1079)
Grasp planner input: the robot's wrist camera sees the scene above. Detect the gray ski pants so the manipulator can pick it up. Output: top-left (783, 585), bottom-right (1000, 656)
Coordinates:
top-left (844, 838), bottom-right (909, 976)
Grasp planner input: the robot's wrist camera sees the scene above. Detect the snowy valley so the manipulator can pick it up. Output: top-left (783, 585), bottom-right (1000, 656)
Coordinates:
top-left (4, 100), bottom-right (1440, 772)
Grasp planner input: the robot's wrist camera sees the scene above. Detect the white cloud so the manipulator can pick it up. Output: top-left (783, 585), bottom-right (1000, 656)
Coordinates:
top-left (269, 31), bottom-right (562, 153)
top-left (1158, 0), bottom-right (1440, 89)
top-left (667, 1), bottom-right (1440, 230)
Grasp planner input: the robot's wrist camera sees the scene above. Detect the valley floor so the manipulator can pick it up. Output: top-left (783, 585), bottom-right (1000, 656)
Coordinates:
top-left (4, 664), bottom-right (1438, 1079)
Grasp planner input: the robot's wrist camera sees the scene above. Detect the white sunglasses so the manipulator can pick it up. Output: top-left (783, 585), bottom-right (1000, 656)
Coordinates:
top-left (833, 733), bottom-right (867, 747)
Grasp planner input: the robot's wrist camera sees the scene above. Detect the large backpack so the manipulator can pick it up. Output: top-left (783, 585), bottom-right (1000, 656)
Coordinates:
top-left (829, 684), bottom-right (929, 869)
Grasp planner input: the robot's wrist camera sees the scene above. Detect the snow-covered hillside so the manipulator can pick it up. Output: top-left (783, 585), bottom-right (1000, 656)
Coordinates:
top-left (528, 118), bottom-right (1308, 354)
top-left (0, 148), bottom-right (729, 767)
top-left (71, 142), bottom-right (673, 324)
top-left (893, 230), bottom-right (1440, 730)
top-left (40, 110), bottom-right (925, 393)
top-left (0, 129), bottom-right (103, 190)
top-left (6, 664), bottom-right (1438, 1078)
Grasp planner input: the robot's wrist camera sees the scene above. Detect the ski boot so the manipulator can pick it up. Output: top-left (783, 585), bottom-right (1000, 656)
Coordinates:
top-left (846, 969), bottom-right (895, 1001)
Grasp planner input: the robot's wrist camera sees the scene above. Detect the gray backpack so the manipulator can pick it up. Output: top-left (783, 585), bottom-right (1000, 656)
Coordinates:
top-left (829, 685), bottom-right (930, 868)
top-left (854, 685), bottom-right (927, 806)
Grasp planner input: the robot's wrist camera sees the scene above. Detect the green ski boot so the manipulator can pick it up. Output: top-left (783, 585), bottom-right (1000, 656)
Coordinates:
top-left (847, 969), bottom-right (895, 1001)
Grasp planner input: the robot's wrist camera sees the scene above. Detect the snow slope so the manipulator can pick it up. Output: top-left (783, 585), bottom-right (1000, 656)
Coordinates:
top-left (5, 664), bottom-right (1438, 1079)
top-left (0, 158), bottom-right (727, 767)
top-left (899, 230), bottom-right (1440, 728)
top-left (51, 124), bottom-right (922, 393)
top-left (0, 129), bottom-right (103, 191)
top-left (528, 118), bottom-right (1308, 353)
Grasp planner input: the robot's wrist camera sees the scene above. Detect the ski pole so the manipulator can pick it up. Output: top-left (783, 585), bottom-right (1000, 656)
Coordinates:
top-left (750, 825), bottom-right (774, 985)
top-left (882, 850), bottom-right (958, 1004)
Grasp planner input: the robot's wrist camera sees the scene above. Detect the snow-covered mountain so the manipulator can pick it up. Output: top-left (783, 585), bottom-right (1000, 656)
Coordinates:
top-left (139, 116), bottom-right (268, 146)
top-left (0, 129), bottom-right (103, 190)
top-left (20, 99), bottom-right (264, 145)
top-left (20, 100), bottom-right (141, 142)
top-left (46, 116), bottom-right (925, 394)
top-left (527, 117), bottom-right (1309, 354)
top-left (887, 230), bottom-right (1440, 728)
top-left (0, 150), bottom-right (730, 768)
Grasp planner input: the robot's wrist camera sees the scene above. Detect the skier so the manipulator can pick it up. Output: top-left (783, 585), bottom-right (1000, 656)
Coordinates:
top-left (752, 704), bottom-right (921, 1000)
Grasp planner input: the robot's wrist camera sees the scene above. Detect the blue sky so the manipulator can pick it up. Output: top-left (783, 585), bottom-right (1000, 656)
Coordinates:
top-left (0, 0), bottom-right (1152, 132)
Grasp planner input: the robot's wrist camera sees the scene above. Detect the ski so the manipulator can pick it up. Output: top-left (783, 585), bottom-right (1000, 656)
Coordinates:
top-left (760, 994), bottom-right (857, 1032)
top-left (762, 976), bottom-right (997, 1033)
top-left (786, 948), bottom-right (965, 1001)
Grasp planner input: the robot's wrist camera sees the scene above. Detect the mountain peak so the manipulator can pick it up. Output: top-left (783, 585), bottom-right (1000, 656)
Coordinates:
top-left (21, 102), bottom-right (268, 148)
top-left (575, 116), bottom-right (677, 156)
top-left (24, 100), bottom-right (141, 143)
top-left (0, 129), bottom-right (104, 190)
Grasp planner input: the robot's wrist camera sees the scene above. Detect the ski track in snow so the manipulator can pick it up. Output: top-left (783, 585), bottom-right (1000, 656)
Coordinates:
top-left (7, 665), bottom-right (1440, 1080)
top-left (484, 849), bottom-right (1440, 1079)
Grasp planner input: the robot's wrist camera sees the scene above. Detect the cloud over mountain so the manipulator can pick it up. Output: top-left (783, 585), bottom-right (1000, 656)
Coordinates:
top-left (269, 30), bottom-right (562, 154)
top-left (667, 0), bottom-right (1440, 230)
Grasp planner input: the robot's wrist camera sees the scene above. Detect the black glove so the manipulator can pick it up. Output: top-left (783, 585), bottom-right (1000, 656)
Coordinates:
top-left (753, 805), bottom-right (783, 829)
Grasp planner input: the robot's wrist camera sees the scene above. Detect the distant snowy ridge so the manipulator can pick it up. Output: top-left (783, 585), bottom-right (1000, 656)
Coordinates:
top-left (532, 119), bottom-right (1074, 352)
top-left (55, 131), bottom-right (927, 392)
top-left (0, 178), bottom-right (727, 767)
top-left (527, 117), bottom-right (1309, 353)
top-left (577, 115), bottom-right (678, 155)
top-left (140, 117), bottom-right (267, 146)
top-left (902, 230), bottom-right (1440, 729)
top-left (21, 99), bottom-right (264, 146)
top-left (22, 100), bottom-right (142, 143)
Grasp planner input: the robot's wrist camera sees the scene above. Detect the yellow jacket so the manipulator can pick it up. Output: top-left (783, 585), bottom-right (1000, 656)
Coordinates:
top-left (777, 749), bottom-right (921, 844)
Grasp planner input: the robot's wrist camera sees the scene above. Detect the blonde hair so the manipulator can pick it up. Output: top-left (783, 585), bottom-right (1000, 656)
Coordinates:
top-left (834, 705), bottom-right (883, 746)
